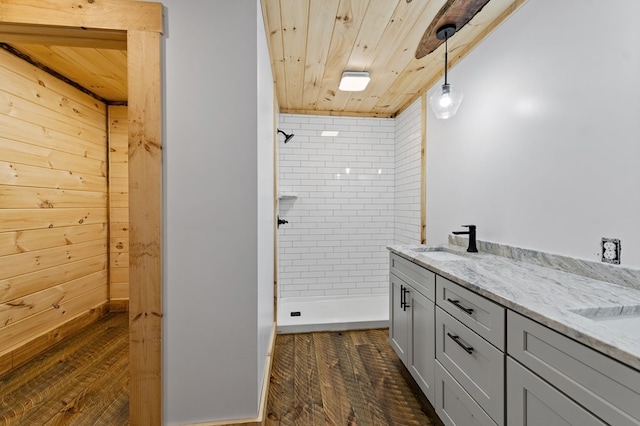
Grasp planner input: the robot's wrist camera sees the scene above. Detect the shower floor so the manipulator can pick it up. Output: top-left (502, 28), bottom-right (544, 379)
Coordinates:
top-left (277, 294), bottom-right (388, 333)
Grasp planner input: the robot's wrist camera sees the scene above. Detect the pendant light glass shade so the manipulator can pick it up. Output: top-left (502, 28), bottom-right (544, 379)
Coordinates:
top-left (429, 24), bottom-right (463, 120)
top-left (429, 83), bottom-right (463, 119)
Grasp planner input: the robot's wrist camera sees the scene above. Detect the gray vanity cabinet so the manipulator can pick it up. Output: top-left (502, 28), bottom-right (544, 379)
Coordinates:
top-left (407, 288), bottom-right (436, 400)
top-left (434, 276), bottom-right (505, 426)
top-left (507, 311), bottom-right (640, 426)
top-left (506, 358), bottom-right (606, 425)
top-left (389, 274), bottom-right (409, 361)
top-left (389, 253), bottom-right (436, 402)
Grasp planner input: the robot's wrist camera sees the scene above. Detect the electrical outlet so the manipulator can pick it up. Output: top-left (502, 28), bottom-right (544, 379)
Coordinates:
top-left (601, 238), bottom-right (621, 265)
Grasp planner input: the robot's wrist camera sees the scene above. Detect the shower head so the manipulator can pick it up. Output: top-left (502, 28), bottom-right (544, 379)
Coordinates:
top-left (277, 129), bottom-right (294, 143)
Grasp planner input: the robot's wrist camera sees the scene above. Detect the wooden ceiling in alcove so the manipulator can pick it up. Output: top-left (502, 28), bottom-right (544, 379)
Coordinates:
top-left (0, 25), bottom-right (127, 102)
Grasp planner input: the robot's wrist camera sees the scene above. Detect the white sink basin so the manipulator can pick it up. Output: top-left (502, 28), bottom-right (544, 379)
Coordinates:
top-left (409, 247), bottom-right (467, 261)
top-left (421, 251), bottom-right (467, 261)
top-left (571, 306), bottom-right (640, 339)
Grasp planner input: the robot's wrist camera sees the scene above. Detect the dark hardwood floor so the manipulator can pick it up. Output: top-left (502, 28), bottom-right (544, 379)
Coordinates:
top-left (266, 328), bottom-right (444, 426)
top-left (0, 313), bottom-right (129, 426)
top-left (1, 319), bottom-right (441, 426)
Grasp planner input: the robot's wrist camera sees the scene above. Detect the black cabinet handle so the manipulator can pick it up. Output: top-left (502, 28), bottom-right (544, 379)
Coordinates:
top-left (447, 298), bottom-right (474, 315)
top-left (402, 286), bottom-right (410, 311)
top-left (447, 332), bottom-right (474, 354)
top-left (400, 285), bottom-right (406, 308)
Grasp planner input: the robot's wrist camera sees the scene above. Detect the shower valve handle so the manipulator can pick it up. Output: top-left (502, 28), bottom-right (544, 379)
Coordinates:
top-left (277, 215), bottom-right (288, 229)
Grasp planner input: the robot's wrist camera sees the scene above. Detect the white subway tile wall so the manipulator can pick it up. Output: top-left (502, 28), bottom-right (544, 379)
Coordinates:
top-left (278, 114), bottom-right (395, 298)
top-left (394, 98), bottom-right (422, 245)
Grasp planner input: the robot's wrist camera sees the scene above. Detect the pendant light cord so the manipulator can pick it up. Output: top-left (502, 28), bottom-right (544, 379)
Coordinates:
top-left (444, 36), bottom-right (448, 86)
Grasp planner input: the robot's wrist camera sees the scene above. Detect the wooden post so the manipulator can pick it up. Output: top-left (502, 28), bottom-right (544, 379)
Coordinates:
top-left (128, 29), bottom-right (163, 426)
top-left (420, 93), bottom-right (427, 245)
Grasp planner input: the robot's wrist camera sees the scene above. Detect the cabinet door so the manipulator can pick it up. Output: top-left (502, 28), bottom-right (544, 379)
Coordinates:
top-left (436, 307), bottom-right (504, 425)
top-left (507, 358), bottom-right (606, 426)
top-left (434, 360), bottom-right (498, 426)
top-left (507, 311), bottom-right (640, 425)
top-left (408, 289), bottom-right (435, 402)
top-left (389, 273), bottom-right (409, 364)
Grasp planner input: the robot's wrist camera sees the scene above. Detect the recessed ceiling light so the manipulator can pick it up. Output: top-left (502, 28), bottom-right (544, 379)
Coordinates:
top-left (339, 71), bottom-right (370, 91)
top-left (321, 130), bottom-right (339, 137)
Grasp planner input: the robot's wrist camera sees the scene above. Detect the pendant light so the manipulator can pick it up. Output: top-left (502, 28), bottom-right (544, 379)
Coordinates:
top-left (429, 24), bottom-right (463, 119)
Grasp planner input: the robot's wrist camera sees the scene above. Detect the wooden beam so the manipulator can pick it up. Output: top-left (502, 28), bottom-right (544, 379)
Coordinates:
top-left (127, 29), bottom-right (162, 426)
top-left (280, 108), bottom-right (395, 119)
top-left (420, 93), bottom-right (427, 244)
top-left (0, 0), bottom-right (163, 33)
top-left (0, 23), bottom-right (127, 49)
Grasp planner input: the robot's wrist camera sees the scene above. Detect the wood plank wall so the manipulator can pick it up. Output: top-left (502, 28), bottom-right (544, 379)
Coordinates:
top-left (108, 106), bottom-right (129, 304)
top-left (0, 48), bottom-right (109, 374)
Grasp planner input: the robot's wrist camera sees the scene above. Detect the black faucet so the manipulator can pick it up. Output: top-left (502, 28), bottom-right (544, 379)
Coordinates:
top-left (452, 225), bottom-right (478, 253)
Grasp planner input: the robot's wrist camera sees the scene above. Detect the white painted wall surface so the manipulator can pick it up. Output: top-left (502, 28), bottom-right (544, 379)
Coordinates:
top-left (256, 0), bottom-right (275, 404)
top-left (278, 115), bottom-right (394, 298)
top-left (163, 0), bottom-right (273, 423)
top-left (426, 0), bottom-right (640, 267)
top-left (395, 98), bottom-right (422, 245)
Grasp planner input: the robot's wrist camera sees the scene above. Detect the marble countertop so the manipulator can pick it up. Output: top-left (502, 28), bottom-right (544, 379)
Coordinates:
top-left (388, 243), bottom-right (640, 371)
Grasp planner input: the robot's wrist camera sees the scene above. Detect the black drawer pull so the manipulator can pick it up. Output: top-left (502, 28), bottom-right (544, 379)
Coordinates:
top-left (402, 287), bottom-right (410, 311)
top-left (447, 298), bottom-right (474, 315)
top-left (447, 332), bottom-right (474, 354)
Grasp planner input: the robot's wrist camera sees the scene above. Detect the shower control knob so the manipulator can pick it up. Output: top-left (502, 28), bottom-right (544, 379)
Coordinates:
top-left (277, 216), bottom-right (288, 229)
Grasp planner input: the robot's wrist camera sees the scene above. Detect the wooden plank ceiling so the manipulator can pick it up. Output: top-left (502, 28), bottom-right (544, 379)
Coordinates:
top-left (0, 25), bottom-right (127, 103)
top-left (263, 0), bottom-right (526, 117)
top-left (0, 0), bottom-right (524, 114)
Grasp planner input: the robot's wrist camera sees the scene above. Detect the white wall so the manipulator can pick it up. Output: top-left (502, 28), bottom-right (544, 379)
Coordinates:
top-left (255, 0), bottom-right (275, 401)
top-left (163, 0), bottom-right (274, 423)
top-left (395, 98), bottom-right (422, 245)
top-left (278, 114), bottom-right (394, 298)
top-left (426, 0), bottom-right (640, 266)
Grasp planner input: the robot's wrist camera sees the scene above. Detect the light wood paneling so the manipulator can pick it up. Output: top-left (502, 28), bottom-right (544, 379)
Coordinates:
top-left (0, 239), bottom-right (106, 281)
top-left (0, 223), bottom-right (106, 256)
top-left (0, 47), bottom-right (108, 365)
top-left (0, 208), bottom-right (108, 233)
top-left (108, 106), bottom-right (129, 302)
top-left (0, 256), bottom-right (107, 304)
top-left (0, 285), bottom-right (107, 357)
top-left (0, 270), bottom-right (107, 329)
top-left (10, 44), bottom-right (128, 101)
top-left (262, 0), bottom-right (527, 117)
top-left (0, 138), bottom-right (106, 177)
top-left (0, 3), bottom-right (165, 422)
top-left (0, 46), bottom-right (107, 122)
top-left (0, 185), bottom-right (107, 209)
top-left (0, 161), bottom-right (107, 192)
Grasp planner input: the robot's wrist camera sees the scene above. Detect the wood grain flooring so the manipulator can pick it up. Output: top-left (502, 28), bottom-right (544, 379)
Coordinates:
top-left (266, 328), bottom-right (444, 426)
top-left (0, 312), bottom-right (128, 426)
top-left (0, 320), bottom-right (442, 425)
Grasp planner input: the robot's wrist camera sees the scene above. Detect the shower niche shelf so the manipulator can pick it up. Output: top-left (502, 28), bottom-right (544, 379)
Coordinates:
top-left (278, 191), bottom-right (298, 200)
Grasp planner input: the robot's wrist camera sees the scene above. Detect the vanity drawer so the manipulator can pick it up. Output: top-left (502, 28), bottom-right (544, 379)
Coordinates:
top-left (390, 253), bottom-right (435, 300)
top-left (508, 311), bottom-right (640, 426)
top-left (436, 307), bottom-right (504, 426)
top-left (434, 360), bottom-right (498, 426)
top-left (436, 276), bottom-right (505, 349)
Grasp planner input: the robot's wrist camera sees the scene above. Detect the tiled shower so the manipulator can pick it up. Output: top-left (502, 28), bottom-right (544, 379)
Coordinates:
top-left (277, 102), bottom-right (422, 331)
